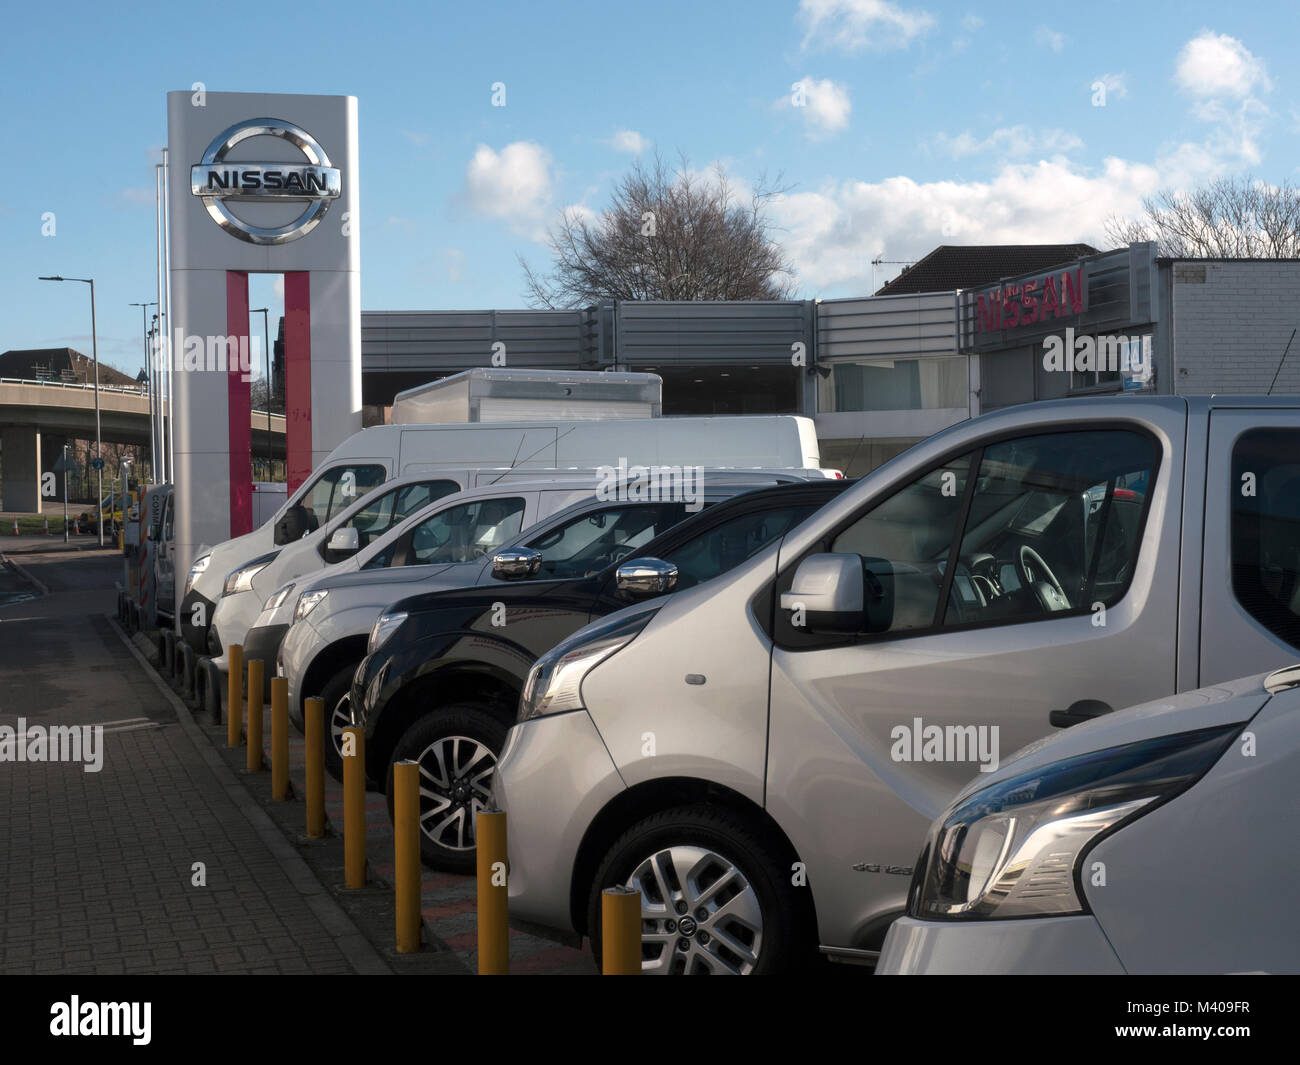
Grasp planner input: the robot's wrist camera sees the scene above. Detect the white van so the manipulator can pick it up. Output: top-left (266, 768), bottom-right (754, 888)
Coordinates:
top-left (178, 414), bottom-right (828, 653)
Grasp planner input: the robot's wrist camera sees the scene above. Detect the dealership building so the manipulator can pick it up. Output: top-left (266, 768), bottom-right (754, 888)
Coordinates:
top-left (356, 243), bottom-right (1300, 476)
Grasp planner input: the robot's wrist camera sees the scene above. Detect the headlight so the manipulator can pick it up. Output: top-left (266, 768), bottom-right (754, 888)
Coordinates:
top-left (183, 554), bottom-right (211, 596)
top-left (368, 611), bottom-right (408, 655)
top-left (264, 583), bottom-right (294, 612)
top-left (910, 723), bottom-right (1241, 920)
top-left (294, 589), bottom-right (329, 622)
top-left (519, 609), bottom-right (657, 723)
top-left (223, 556), bottom-right (275, 596)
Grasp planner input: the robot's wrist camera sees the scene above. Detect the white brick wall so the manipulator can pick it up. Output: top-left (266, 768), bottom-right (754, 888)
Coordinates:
top-left (1173, 261), bottom-right (1300, 394)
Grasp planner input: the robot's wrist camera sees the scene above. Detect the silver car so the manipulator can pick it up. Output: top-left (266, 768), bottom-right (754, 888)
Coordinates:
top-left (878, 665), bottom-right (1300, 974)
top-left (495, 395), bottom-right (1300, 973)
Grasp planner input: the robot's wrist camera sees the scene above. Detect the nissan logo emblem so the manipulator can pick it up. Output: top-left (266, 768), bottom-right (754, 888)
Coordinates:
top-left (190, 118), bottom-right (341, 245)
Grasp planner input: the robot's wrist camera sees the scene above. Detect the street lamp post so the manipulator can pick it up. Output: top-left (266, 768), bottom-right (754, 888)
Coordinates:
top-left (130, 300), bottom-right (158, 482)
top-left (251, 307), bottom-right (271, 479)
top-left (40, 275), bottom-right (104, 547)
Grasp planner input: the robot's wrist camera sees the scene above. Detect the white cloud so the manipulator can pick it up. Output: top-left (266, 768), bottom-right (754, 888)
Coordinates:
top-left (608, 130), bottom-right (650, 153)
top-left (1175, 31), bottom-right (1270, 99)
top-left (782, 76), bottom-right (852, 138)
top-left (961, 13), bottom-right (983, 31)
top-left (771, 156), bottom-right (1160, 292)
top-left (464, 141), bottom-right (555, 240)
top-left (798, 0), bottom-right (935, 52)
top-left (931, 126), bottom-right (1083, 160)
top-left (1094, 72), bottom-right (1128, 102)
top-left (402, 130), bottom-right (431, 146)
top-left (1034, 26), bottom-right (1065, 52)
top-left (272, 277), bottom-right (285, 300)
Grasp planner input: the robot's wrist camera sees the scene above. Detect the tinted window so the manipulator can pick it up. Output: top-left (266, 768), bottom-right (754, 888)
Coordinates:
top-left (830, 455), bottom-right (973, 634)
top-left (344, 480), bottom-right (460, 549)
top-left (303, 465), bottom-right (386, 527)
top-left (940, 430), bottom-right (1155, 627)
top-left (1231, 428), bottom-right (1300, 649)
top-left (528, 504), bottom-right (688, 580)
top-left (668, 504), bottom-right (819, 590)
top-left (408, 497), bottom-right (527, 565)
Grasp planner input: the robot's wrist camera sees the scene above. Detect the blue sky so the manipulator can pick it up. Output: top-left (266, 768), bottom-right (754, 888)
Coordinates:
top-left (1, 0), bottom-right (1296, 378)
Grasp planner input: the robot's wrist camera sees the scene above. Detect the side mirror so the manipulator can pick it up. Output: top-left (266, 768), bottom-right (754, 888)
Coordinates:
top-left (491, 547), bottom-right (542, 580)
top-left (779, 553), bottom-right (895, 635)
top-left (326, 526), bottom-right (361, 560)
top-left (616, 557), bottom-right (678, 600)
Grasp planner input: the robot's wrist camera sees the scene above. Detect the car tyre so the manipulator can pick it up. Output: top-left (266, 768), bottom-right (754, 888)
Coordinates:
top-left (587, 804), bottom-right (808, 975)
top-left (386, 705), bottom-right (508, 874)
top-left (317, 663), bottom-right (360, 784)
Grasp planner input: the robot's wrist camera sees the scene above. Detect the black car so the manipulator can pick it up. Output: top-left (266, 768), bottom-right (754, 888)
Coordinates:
top-left (351, 478), bottom-right (851, 871)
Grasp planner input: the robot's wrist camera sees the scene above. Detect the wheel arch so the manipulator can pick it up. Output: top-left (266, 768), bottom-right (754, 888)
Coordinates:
top-left (568, 776), bottom-right (819, 942)
top-left (371, 662), bottom-right (520, 772)
top-left (300, 634), bottom-right (371, 717)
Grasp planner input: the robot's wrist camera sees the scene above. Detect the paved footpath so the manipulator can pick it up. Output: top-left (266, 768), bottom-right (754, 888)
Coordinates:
top-left (0, 548), bottom-right (387, 974)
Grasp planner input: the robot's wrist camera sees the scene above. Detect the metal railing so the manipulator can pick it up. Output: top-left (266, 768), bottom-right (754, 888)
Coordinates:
top-left (0, 376), bottom-right (149, 396)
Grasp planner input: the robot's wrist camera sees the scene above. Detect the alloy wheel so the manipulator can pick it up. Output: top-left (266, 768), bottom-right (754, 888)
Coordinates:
top-left (414, 735), bottom-right (497, 852)
top-left (626, 845), bottom-right (764, 974)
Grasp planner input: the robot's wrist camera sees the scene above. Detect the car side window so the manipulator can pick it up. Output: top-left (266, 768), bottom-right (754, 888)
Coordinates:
top-left (829, 455), bottom-right (973, 634)
top-left (304, 465), bottom-right (386, 527)
top-left (1231, 428), bottom-right (1300, 649)
top-left (668, 504), bottom-right (818, 591)
top-left (939, 430), bottom-right (1156, 628)
top-left (345, 480), bottom-right (460, 549)
top-left (407, 497), bottom-right (527, 566)
top-left (528, 504), bottom-right (688, 580)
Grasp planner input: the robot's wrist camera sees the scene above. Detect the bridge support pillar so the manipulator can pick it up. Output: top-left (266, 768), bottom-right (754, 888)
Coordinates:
top-left (40, 434), bottom-right (66, 506)
top-left (1, 425), bottom-right (43, 513)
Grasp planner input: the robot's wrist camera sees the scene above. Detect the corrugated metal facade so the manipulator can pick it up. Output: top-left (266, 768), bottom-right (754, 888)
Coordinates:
top-left (816, 292), bottom-right (958, 362)
top-left (614, 301), bottom-right (814, 366)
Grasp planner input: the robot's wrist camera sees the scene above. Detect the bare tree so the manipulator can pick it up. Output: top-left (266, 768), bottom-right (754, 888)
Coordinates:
top-left (521, 153), bottom-right (796, 307)
top-left (1105, 177), bottom-right (1300, 257)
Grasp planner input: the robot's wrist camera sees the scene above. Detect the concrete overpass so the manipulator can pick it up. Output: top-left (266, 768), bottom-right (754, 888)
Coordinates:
top-left (0, 377), bottom-right (284, 512)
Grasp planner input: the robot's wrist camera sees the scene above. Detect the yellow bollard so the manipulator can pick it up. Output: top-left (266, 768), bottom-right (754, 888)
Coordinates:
top-left (475, 809), bottom-right (509, 975)
top-left (226, 644), bottom-right (244, 747)
top-left (393, 760), bottom-right (422, 953)
top-left (271, 677), bottom-right (289, 800)
top-left (601, 886), bottom-right (643, 975)
top-left (343, 725), bottom-right (366, 889)
top-left (246, 660), bottom-right (264, 772)
top-left (304, 697), bottom-right (325, 839)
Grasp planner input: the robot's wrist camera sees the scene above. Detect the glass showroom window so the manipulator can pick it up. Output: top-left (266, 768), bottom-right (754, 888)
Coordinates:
top-left (819, 356), bottom-right (967, 413)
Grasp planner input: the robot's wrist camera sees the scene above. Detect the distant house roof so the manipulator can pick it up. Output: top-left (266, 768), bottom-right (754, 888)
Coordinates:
top-left (874, 244), bottom-right (1101, 296)
top-left (0, 347), bottom-right (139, 388)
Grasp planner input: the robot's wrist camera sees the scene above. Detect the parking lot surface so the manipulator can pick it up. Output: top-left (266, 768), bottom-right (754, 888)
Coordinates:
top-left (0, 548), bottom-right (384, 974)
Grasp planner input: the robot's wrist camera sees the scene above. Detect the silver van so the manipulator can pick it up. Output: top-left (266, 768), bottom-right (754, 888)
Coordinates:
top-left (496, 395), bottom-right (1300, 972)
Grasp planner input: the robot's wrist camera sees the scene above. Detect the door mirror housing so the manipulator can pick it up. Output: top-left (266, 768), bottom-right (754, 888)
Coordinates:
top-left (780, 553), bottom-right (894, 635)
top-left (491, 547), bottom-right (542, 581)
top-left (616, 557), bottom-right (678, 600)
top-left (325, 526), bottom-right (361, 560)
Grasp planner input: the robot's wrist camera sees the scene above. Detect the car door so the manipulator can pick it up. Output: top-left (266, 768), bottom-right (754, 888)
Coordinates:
top-left (474, 501), bottom-right (693, 647)
top-left (588, 496), bottom-right (832, 614)
top-left (1200, 410), bottom-right (1300, 685)
top-left (764, 419), bottom-right (1182, 951)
